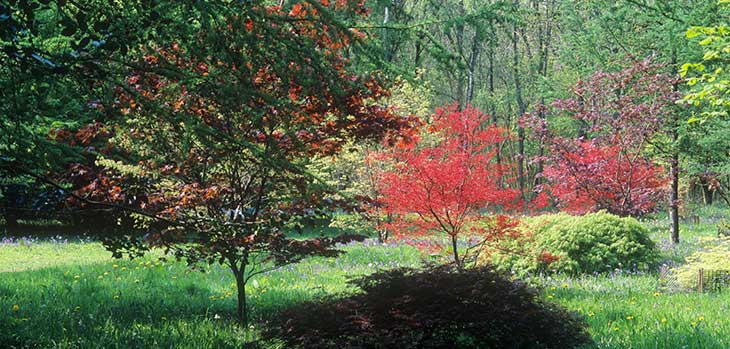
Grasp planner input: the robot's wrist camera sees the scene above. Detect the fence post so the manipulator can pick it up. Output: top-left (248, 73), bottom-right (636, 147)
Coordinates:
top-left (698, 268), bottom-right (704, 293)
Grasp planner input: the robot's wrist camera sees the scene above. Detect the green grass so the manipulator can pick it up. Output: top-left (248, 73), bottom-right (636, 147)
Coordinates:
top-left (0, 239), bottom-right (421, 348)
top-left (537, 275), bottom-right (730, 348)
top-left (0, 238), bottom-right (112, 273)
top-left (1, 207), bottom-right (729, 348)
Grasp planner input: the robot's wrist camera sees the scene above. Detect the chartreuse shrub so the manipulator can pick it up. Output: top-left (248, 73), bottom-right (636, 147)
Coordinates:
top-left (263, 266), bottom-right (591, 349)
top-left (671, 236), bottom-right (730, 290)
top-left (490, 211), bottom-right (657, 275)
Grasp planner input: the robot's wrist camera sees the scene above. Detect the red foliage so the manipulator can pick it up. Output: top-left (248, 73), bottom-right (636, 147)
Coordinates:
top-left (376, 105), bottom-right (521, 266)
top-left (529, 58), bottom-right (677, 216)
top-left (543, 142), bottom-right (668, 216)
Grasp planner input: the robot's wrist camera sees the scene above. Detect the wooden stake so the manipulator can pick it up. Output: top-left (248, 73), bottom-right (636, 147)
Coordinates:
top-left (699, 268), bottom-right (704, 293)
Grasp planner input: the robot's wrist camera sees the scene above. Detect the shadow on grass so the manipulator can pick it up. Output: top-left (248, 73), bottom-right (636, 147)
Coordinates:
top-left (0, 261), bottom-right (325, 349)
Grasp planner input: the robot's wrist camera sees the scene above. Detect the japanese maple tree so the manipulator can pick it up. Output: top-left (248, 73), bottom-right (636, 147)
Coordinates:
top-left (529, 58), bottom-right (677, 216)
top-left (377, 105), bottom-right (521, 269)
top-left (22, 0), bottom-right (418, 327)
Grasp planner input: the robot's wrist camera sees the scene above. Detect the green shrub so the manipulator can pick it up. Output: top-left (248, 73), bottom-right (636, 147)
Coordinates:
top-left (718, 219), bottom-right (730, 237)
top-left (491, 211), bottom-right (658, 275)
top-left (671, 236), bottom-right (730, 290)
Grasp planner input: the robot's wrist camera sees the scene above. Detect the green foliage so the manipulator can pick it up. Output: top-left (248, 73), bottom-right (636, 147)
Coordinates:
top-left (670, 236), bottom-right (730, 290)
top-left (681, 3), bottom-right (730, 121)
top-left (493, 212), bottom-right (658, 275)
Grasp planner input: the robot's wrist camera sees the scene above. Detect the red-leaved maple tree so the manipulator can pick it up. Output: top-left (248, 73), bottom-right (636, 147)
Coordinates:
top-left (40, 1), bottom-right (418, 327)
top-left (529, 58), bottom-right (676, 216)
top-left (377, 105), bottom-right (521, 268)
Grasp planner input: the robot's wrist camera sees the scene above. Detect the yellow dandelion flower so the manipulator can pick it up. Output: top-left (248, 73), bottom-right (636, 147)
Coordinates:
top-left (12, 304), bottom-right (19, 312)
top-left (661, 318), bottom-right (667, 324)
top-left (699, 316), bottom-right (705, 322)
top-left (562, 283), bottom-right (569, 289)
top-left (626, 315), bottom-right (634, 321)
top-left (653, 292), bottom-right (661, 297)
top-left (113, 264), bottom-right (119, 269)
top-left (691, 321), bottom-right (697, 327)
top-left (121, 266), bottom-right (127, 271)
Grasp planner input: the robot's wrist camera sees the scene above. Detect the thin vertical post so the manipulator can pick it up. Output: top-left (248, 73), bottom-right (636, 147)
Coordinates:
top-left (698, 268), bottom-right (704, 293)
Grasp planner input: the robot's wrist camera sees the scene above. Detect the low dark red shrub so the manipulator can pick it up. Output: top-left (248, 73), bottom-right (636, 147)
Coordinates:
top-left (262, 266), bottom-right (591, 348)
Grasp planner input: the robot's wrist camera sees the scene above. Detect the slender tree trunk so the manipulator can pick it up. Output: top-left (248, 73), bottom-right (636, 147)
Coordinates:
top-left (535, 0), bottom-right (552, 186)
top-left (466, 38), bottom-right (480, 105)
top-left (488, 30), bottom-right (502, 168)
top-left (669, 45), bottom-right (680, 244)
top-left (670, 150), bottom-right (680, 244)
top-left (231, 262), bottom-right (248, 326)
top-left (383, 5), bottom-right (391, 62)
top-left (451, 234), bottom-right (461, 270)
top-left (512, 0), bottom-right (527, 207)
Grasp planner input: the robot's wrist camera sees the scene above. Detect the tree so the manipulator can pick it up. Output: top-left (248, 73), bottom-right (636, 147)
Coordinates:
top-left (5, 0), bottom-right (419, 327)
top-left (541, 142), bottom-right (668, 216)
top-left (681, 4), bottom-right (730, 121)
top-left (531, 58), bottom-right (677, 217)
top-left (377, 105), bottom-right (521, 269)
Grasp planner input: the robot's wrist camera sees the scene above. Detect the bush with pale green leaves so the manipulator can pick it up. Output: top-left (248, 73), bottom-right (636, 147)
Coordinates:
top-left (671, 236), bottom-right (730, 290)
top-left (490, 212), bottom-right (658, 275)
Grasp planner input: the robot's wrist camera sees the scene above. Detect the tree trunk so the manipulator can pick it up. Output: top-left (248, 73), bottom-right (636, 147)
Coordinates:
top-left (669, 45), bottom-right (680, 244)
top-left (231, 262), bottom-right (248, 326)
top-left (512, 0), bottom-right (527, 207)
top-left (670, 151), bottom-right (680, 244)
top-left (700, 176), bottom-right (714, 205)
top-left (451, 234), bottom-right (461, 270)
top-left (535, 0), bottom-right (553, 187)
top-left (466, 38), bottom-right (480, 105)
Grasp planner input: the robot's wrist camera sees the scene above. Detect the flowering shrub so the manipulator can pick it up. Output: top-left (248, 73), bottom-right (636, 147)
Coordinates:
top-left (263, 265), bottom-right (591, 348)
top-left (490, 212), bottom-right (658, 275)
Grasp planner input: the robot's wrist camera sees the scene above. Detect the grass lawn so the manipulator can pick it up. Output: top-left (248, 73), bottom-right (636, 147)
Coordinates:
top-left (1, 209), bottom-right (729, 348)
